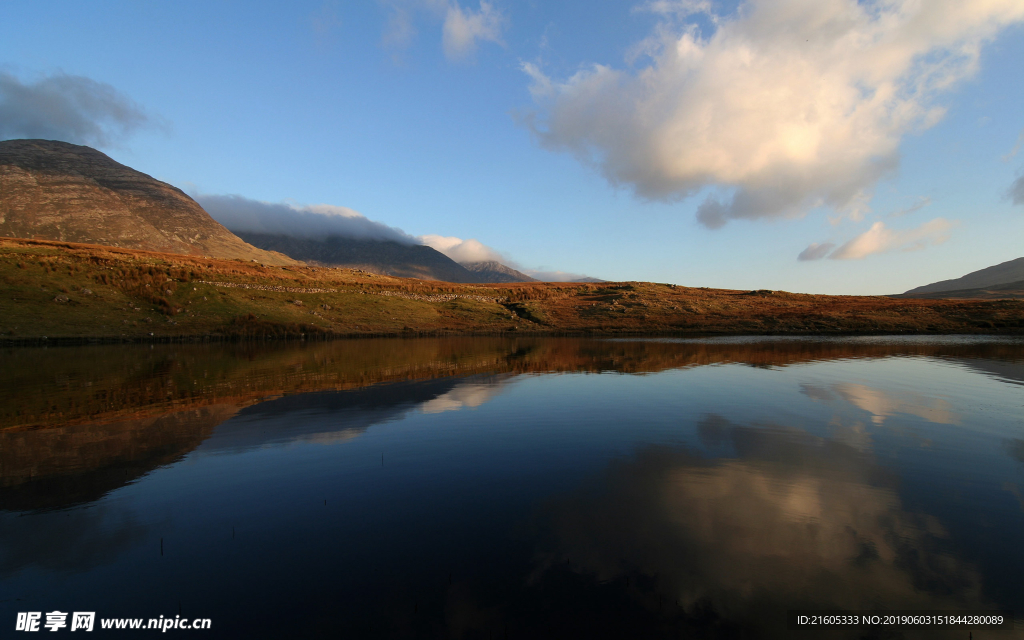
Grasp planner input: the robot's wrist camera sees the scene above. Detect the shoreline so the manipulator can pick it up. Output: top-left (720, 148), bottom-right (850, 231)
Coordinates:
top-left (3, 328), bottom-right (1024, 349)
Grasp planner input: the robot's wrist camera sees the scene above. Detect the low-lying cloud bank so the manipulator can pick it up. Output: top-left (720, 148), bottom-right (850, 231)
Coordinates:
top-left (799, 219), bottom-right (955, 261)
top-left (199, 194), bottom-right (598, 279)
top-left (198, 194), bottom-right (415, 244)
top-left (417, 234), bottom-right (506, 263)
top-left (417, 235), bottom-right (598, 280)
top-left (0, 70), bottom-right (161, 147)
top-left (522, 0), bottom-right (1024, 228)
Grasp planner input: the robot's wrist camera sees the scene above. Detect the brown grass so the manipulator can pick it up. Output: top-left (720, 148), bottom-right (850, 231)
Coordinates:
top-left (0, 236), bottom-right (1021, 342)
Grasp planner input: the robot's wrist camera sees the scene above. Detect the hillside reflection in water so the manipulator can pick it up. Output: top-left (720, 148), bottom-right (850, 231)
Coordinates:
top-left (1, 336), bottom-right (1022, 638)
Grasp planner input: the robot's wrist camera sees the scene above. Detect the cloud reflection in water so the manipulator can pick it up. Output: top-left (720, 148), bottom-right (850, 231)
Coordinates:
top-left (801, 382), bottom-right (959, 425)
top-left (533, 416), bottom-right (993, 637)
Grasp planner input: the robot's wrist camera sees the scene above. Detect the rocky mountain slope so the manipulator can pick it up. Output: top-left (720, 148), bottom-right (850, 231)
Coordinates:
top-left (904, 257), bottom-right (1024, 296)
top-left (0, 139), bottom-right (297, 265)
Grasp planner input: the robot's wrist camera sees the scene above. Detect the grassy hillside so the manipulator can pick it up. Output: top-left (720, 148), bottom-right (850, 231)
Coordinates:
top-left (1, 237), bottom-right (1022, 342)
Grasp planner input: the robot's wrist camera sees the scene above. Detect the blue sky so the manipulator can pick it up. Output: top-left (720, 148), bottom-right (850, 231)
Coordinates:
top-left (1, 0), bottom-right (1022, 293)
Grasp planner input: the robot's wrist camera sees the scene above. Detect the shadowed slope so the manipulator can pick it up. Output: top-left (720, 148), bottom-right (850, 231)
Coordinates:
top-left (905, 257), bottom-right (1024, 296)
top-left (460, 260), bottom-right (537, 283)
top-left (234, 232), bottom-right (480, 282)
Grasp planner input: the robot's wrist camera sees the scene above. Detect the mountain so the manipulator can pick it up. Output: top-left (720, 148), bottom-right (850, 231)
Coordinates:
top-left (234, 232), bottom-right (481, 282)
top-left (0, 139), bottom-right (297, 265)
top-left (233, 233), bottom-right (540, 283)
top-left (904, 257), bottom-right (1024, 296)
top-left (896, 279), bottom-right (1024, 300)
top-left (460, 260), bottom-right (537, 283)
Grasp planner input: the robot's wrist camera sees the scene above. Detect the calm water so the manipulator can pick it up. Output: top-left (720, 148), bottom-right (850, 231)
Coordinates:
top-left (1, 337), bottom-right (1022, 638)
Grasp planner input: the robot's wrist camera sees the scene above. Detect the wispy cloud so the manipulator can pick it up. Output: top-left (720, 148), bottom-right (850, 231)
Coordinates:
top-left (1009, 174), bottom-right (1024, 206)
top-left (1006, 128), bottom-right (1024, 205)
top-left (797, 243), bottom-right (836, 262)
top-left (417, 234), bottom-right (505, 263)
top-left (380, 0), bottom-right (505, 61)
top-left (381, 5), bottom-right (417, 51)
top-left (310, 1), bottom-right (343, 51)
top-left (0, 70), bottom-right (164, 147)
top-left (197, 194), bottom-right (415, 244)
top-left (827, 219), bottom-right (955, 260)
top-left (521, 0), bottom-right (1024, 228)
top-left (1002, 127), bottom-right (1024, 162)
top-left (887, 196), bottom-right (932, 218)
top-left (443, 1), bottom-right (504, 60)
top-left (632, 0), bottom-right (714, 20)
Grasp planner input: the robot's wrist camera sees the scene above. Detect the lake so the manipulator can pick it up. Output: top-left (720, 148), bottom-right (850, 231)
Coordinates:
top-left (1, 336), bottom-right (1022, 638)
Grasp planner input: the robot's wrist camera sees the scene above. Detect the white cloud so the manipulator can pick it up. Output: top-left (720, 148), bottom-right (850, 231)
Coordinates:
top-left (417, 233), bottom-right (505, 263)
top-left (197, 194), bottom-right (415, 244)
top-left (0, 70), bottom-right (164, 147)
top-left (828, 218), bottom-right (955, 260)
top-left (419, 235), bottom-right (602, 279)
top-left (443, 1), bottom-right (504, 60)
top-left (522, 0), bottom-right (1024, 228)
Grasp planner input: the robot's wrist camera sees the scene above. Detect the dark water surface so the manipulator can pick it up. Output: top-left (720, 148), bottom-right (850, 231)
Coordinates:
top-left (1, 337), bottom-right (1022, 638)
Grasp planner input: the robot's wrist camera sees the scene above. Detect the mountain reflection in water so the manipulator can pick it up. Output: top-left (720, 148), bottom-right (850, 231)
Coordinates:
top-left (0, 336), bottom-right (1021, 638)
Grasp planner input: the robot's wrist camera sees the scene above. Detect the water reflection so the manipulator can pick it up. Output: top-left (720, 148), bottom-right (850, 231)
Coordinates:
top-left (0, 337), bottom-right (1021, 638)
top-left (0, 505), bottom-right (152, 576)
top-left (420, 375), bottom-right (514, 415)
top-left (197, 375), bottom-right (513, 454)
top-left (1009, 440), bottom-right (1024, 466)
top-left (533, 417), bottom-right (990, 638)
top-left (800, 382), bottom-right (959, 425)
top-left (0, 405), bottom-right (234, 511)
top-left (3, 336), bottom-right (1021, 432)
